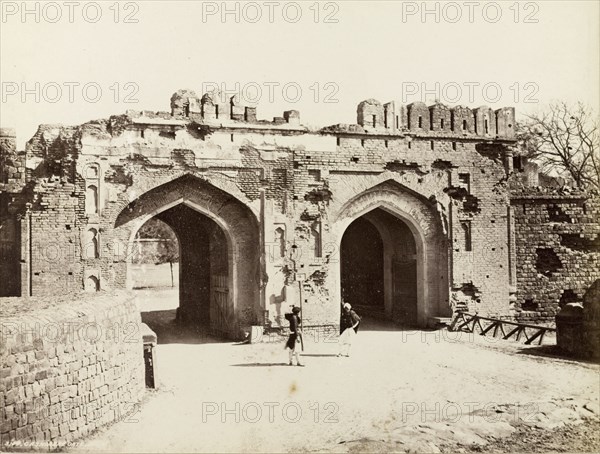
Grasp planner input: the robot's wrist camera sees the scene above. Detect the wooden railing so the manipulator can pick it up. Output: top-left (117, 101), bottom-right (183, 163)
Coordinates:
top-left (449, 312), bottom-right (555, 345)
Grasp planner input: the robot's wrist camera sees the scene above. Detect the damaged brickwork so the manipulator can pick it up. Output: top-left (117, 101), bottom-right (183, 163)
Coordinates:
top-left (510, 187), bottom-right (600, 323)
top-left (1, 88), bottom-right (596, 337)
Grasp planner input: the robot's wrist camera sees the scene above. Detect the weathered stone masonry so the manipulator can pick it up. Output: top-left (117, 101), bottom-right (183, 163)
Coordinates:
top-left (510, 187), bottom-right (600, 322)
top-left (1, 89), bottom-right (599, 338)
top-left (0, 291), bottom-right (145, 448)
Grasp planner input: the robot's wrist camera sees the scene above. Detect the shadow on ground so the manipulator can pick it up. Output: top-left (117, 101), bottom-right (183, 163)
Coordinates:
top-left (141, 305), bottom-right (438, 349)
top-left (141, 309), bottom-right (227, 345)
top-left (230, 362), bottom-right (291, 367)
top-left (300, 353), bottom-right (339, 357)
top-left (516, 344), bottom-right (600, 365)
top-left (358, 316), bottom-right (425, 332)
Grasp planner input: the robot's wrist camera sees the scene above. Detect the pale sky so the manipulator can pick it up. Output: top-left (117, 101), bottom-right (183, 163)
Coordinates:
top-left (1, 0), bottom-right (599, 149)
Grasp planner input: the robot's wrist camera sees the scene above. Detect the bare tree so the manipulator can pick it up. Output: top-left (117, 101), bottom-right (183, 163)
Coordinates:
top-left (517, 102), bottom-right (599, 190)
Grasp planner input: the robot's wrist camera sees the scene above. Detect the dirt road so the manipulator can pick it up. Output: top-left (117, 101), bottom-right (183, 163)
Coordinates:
top-left (74, 300), bottom-right (599, 453)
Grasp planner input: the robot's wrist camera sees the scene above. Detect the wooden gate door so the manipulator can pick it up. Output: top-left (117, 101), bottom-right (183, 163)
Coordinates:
top-left (392, 259), bottom-right (417, 324)
top-left (210, 274), bottom-right (231, 336)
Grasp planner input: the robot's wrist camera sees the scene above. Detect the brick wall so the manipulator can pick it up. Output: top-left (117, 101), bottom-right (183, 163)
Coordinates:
top-left (0, 291), bottom-right (145, 449)
top-left (511, 189), bottom-right (600, 323)
top-left (1, 91), bottom-right (522, 334)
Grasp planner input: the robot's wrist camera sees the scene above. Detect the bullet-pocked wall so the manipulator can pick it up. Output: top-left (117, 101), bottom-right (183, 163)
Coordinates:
top-left (5, 87), bottom-right (584, 337)
top-left (510, 189), bottom-right (600, 323)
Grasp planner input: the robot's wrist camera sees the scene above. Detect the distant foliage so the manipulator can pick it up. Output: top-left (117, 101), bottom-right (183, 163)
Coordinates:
top-left (134, 218), bottom-right (179, 265)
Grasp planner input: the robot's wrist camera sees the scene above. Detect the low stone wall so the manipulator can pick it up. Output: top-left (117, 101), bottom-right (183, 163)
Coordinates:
top-left (0, 291), bottom-right (145, 449)
top-left (556, 280), bottom-right (600, 359)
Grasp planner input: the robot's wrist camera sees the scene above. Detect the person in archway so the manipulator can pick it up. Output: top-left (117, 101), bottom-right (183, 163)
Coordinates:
top-left (338, 302), bottom-right (361, 357)
top-left (284, 306), bottom-right (304, 366)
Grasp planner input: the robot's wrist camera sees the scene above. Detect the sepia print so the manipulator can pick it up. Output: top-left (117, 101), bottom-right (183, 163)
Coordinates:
top-left (1, 1), bottom-right (599, 452)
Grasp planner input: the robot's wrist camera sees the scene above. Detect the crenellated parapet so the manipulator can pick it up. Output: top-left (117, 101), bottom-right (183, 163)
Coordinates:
top-left (154, 89), bottom-right (517, 140)
top-left (407, 101), bottom-right (430, 131)
top-left (169, 88), bottom-right (299, 127)
top-left (357, 99), bottom-right (386, 130)
top-left (355, 98), bottom-right (515, 139)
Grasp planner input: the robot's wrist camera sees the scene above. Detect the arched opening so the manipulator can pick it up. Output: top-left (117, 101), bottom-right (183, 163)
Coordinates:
top-left (340, 208), bottom-right (418, 325)
top-left (114, 174), bottom-right (261, 340)
top-left (86, 228), bottom-right (99, 259)
top-left (85, 185), bottom-right (98, 215)
top-left (333, 180), bottom-right (450, 328)
top-left (131, 204), bottom-right (230, 340)
top-left (85, 165), bottom-right (99, 179)
top-left (85, 275), bottom-right (100, 292)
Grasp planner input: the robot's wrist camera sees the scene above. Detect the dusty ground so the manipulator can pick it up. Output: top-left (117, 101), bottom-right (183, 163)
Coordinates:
top-left (70, 288), bottom-right (599, 453)
top-left (130, 263), bottom-right (179, 290)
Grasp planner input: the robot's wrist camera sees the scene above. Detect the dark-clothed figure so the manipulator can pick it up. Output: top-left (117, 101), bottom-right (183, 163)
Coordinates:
top-left (284, 306), bottom-right (304, 366)
top-left (338, 302), bottom-right (361, 357)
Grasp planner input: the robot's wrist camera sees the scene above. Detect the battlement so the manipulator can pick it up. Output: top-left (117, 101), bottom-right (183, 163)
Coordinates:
top-left (167, 88), bottom-right (515, 140)
top-left (354, 99), bottom-right (515, 139)
top-left (169, 88), bottom-right (301, 127)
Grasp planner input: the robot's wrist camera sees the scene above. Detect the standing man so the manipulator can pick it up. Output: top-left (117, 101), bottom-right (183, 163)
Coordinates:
top-left (284, 306), bottom-right (304, 366)
top-left (338, 302), bottom-right (361, 357)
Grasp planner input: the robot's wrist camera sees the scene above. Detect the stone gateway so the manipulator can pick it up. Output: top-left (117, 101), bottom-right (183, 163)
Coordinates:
top-left (1, 89), bottom-right (599, 339)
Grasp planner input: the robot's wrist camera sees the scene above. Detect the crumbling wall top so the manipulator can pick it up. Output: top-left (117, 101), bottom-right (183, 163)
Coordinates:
top-left (0, 127), bottom-right (16, 138)
top-left (351, 98), bottom-right (515, 139)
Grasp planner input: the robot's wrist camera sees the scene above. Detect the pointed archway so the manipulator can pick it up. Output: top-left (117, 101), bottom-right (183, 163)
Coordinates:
top-left (341, 208), bottom-right (418, 324)
top-left (332, 180), bottom-right (450, 327)
top-left (114, 174), bottom-right (262, 339)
